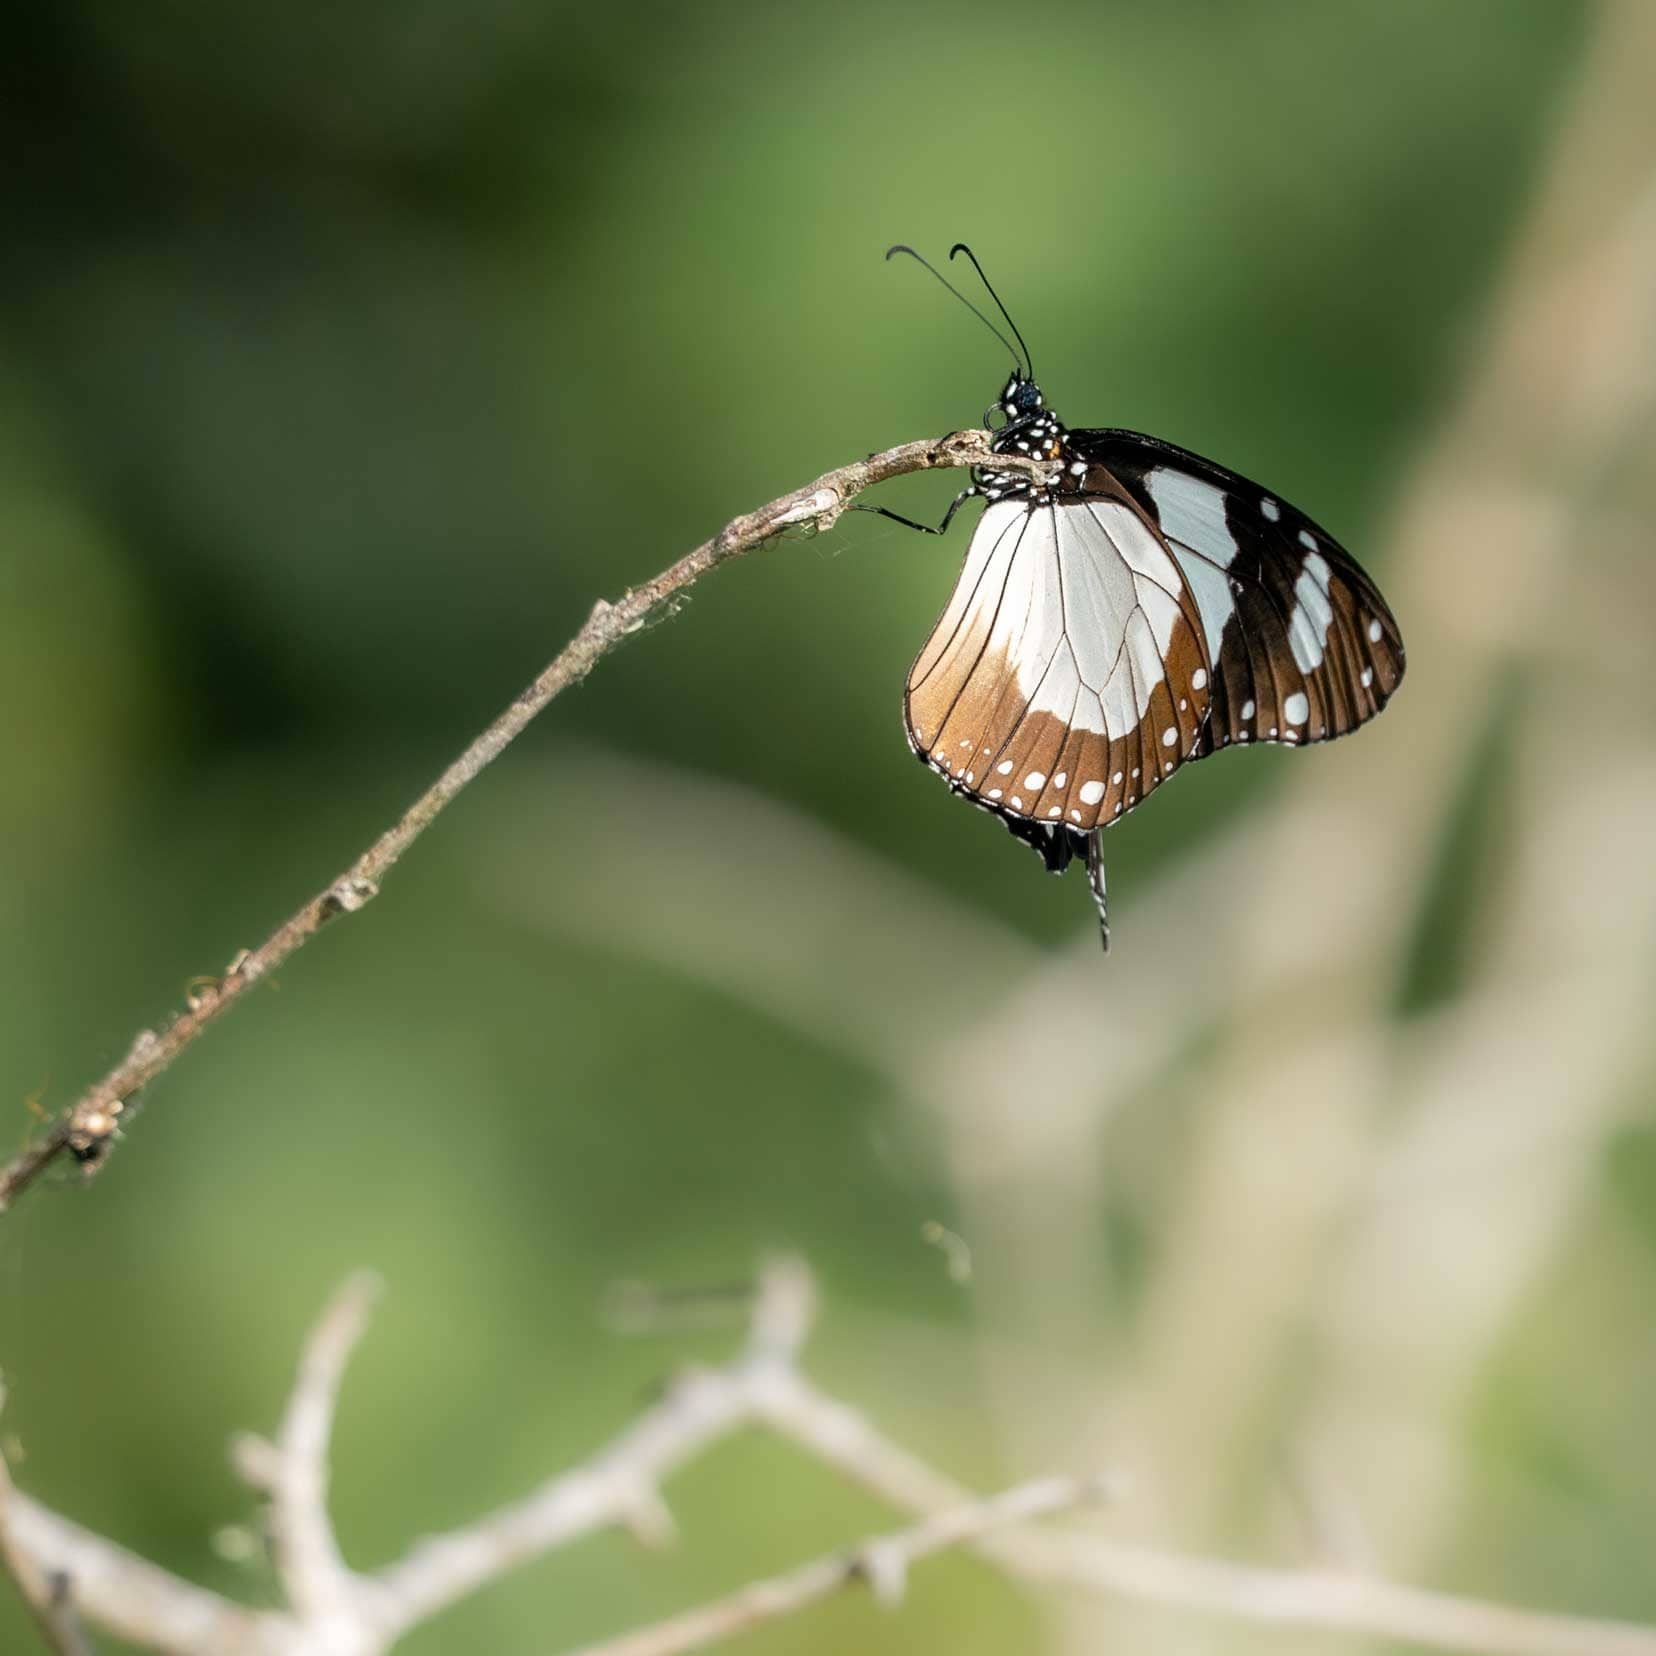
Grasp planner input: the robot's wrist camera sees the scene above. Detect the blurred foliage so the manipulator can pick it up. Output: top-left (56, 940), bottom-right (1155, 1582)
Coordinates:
top-left (12, 2), bottom-right (1656, 1654)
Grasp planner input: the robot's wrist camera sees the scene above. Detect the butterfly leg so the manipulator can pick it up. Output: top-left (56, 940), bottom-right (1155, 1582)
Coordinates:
top-left (1086, 830), bottom-right (1110, 954)
top-left (853, 486), bottom-right (975, 536)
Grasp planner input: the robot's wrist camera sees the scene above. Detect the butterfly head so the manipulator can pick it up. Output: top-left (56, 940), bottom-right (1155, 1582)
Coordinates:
top-left (987, 372), bottom-right (1066, 464)
top-left (883, 244), bottom-right (1067, 493)
top-left (993, 373), bottom-right (1045, 425)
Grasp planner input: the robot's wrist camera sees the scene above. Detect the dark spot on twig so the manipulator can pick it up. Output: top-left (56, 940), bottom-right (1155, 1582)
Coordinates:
top-left (321, 877), bottom-right (378, 919)
top-left (67, 1135), bottom-right (108, 1168)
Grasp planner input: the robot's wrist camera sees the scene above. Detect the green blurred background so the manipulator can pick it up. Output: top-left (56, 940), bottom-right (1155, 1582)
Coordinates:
top-left (7, 1), bottom-right (1656, 1651)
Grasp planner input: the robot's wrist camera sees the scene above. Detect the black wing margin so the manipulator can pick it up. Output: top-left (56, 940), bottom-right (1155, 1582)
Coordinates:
top-left (1068, 428), bottom-right (1406, 755)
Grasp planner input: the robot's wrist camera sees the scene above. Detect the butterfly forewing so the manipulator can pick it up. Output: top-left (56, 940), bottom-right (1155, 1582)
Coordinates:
top-left (1070, 429), bottom-right (1406, 754)
top-left (905, 491), bottom-right (1212, 831)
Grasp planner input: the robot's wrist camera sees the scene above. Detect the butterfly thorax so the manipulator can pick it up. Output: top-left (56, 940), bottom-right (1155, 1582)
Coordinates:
top-left (973, 373), bottom-right (1081, 503)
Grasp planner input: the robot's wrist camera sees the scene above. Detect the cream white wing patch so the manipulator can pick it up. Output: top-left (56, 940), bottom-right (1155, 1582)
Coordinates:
top-left (1144, 466), bottom-right (1237, 667)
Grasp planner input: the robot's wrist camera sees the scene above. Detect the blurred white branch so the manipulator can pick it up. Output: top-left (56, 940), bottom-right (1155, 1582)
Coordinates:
top-left (5, 1262), bottom-right (1655, 1656)
top-left (365, 1257), bottom-right (821, 1640)
top-left (0, 1388), bottom-right (92, 1656)
top-left (561, 1475), bottom-right (1113, 1656)
top-left (232, 1273), bottom-right (385, 1651)
top-left (753, 1365), bottom-right (1656, 1656)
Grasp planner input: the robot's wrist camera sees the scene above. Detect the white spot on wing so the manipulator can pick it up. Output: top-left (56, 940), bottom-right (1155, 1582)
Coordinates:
top-left (1162, 725), bottom-right (1177, 747)
top-left (1288, 551), bottom-right (1335, 672)
top-left (1079, 779), bottom-right (1105, 805)
top-left (1025, 771), bottom-right (1047, 790)
top-left (1191, 667), bottom-right (1207, 690)
top-left (1284, 691), bottom-right (1309, 726)
top-left (1241, 698), bottom-right (1256, 720)
top-left (1146, 468), bottom-right (1237, 567)
top-left (1368, 618), bottom-right (1383, 643)
top-left (1261, 497), bottom-right (1280, 521)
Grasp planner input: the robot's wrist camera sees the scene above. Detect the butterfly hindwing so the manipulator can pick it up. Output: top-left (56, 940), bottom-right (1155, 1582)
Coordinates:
top-left (904, 490), bottom-right (1212, 834)
top-left (1068, 428), bottom-right (1406, 755)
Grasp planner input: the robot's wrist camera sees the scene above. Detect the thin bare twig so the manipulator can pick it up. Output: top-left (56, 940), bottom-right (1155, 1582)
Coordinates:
top-left (0, 431), bottom-right (1048, 1216)
top-left (558, 1475), bottom-right (1114, 1656)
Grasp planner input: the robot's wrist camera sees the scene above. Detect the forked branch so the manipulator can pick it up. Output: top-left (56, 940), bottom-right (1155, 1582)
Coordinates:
top-left (3, 1261), bottom-right (1654, 1656)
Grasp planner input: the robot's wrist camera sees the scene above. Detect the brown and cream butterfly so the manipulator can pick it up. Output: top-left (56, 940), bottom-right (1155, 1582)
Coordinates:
top-left (871, 246), bottom-right (1406, 948)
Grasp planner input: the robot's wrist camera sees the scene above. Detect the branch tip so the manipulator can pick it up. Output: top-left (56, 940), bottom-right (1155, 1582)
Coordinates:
top-left (296, 1270), bottom-right (383, 1396)
top-left (619, 1484), bottom-right (678, 1551)
top-left (746, 1256), bottom-right (815, 1363)
top-left (229, 1433), bottom-right (281, 1492)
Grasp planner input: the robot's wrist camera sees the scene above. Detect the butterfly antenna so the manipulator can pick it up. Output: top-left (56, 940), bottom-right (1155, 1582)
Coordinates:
top-left (886, 243), bottom-right (1025, 377)
top-left (949, 244), bottom-right (1033, 382)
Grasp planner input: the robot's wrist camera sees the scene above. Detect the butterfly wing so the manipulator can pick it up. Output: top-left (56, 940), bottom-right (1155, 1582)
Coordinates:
top-left (904, 492), bottom-right (1213, 832)
top-left (1068, 429), bottom-right (1406, 752)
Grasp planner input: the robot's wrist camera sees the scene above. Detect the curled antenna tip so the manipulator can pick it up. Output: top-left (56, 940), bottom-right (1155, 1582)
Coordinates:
top-left (944, 243), bottom-right (1034, 381)
top-left (881, 241), bottom-right (1026, 376)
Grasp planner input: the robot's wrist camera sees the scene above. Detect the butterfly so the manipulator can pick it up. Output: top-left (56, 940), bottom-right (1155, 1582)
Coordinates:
top-left (871, 245), bottom-right (1406, 950)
